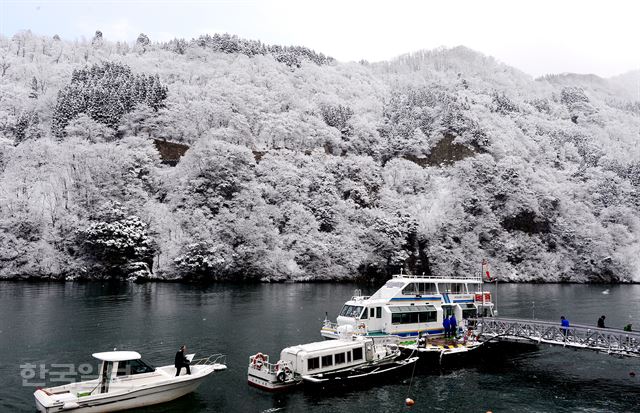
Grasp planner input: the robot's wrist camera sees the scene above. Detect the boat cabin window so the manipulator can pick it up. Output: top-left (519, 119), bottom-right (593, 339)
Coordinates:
top-left (402, 283), bottom-right (437, 295)
top-left (402, 283), bottom-right (419, 295)
top-left (340, 305), bottom-right (365, 318)
top-left (116, 359), bottom-right (155, 377)
top-left (353, 348), bottom-right (363, 361)
top-left (369, 308), bottom-right (375, 318)
top-left (385, 281), bottom-right (405, 289)
top-left (461, 303), bottom-right (477, 319)
top-left (347, 352), bottom-right (352, 362)
top-left (442, 305), bottom-right (455, 318)
top-left (335, 353), bottom-right (346, 365)
top-left (361, 308), bottom-right (368, 319)
top-left (390, 305), bottom-right (437, 324)
top-left (321, 355), bottom-right (333, 367)
top-left (438, 283), bottom-right (466, 294)
top-left (376, 307), bottom-right (382, 318)
top-left (308, 357), bottom-right (320, 370)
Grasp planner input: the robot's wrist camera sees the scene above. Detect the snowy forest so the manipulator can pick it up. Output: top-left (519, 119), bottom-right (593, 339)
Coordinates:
top-left (0, 30), bottom-right (639, 283)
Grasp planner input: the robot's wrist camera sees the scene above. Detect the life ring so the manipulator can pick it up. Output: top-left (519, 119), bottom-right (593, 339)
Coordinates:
top-left (252, 353), bottom-right (266, 370)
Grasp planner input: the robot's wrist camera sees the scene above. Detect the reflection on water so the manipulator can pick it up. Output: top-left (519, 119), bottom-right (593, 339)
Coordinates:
top-left (1, 282), bottom-right (639, 412)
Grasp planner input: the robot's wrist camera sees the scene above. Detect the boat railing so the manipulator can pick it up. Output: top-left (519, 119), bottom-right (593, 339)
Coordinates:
top-left (323, 319), bottom-right (338, 329)
top-left (323, 320), bottom-right (368, 336)
top-left (354, 323), bottom-right (368, 334)
top-left (393, 274), bottom-right (482, 281)
top-left (192, 353), bottom-right (227, 366)
top-left (371, 335), bottom-right (401, 347)
top-left (248, 356), bottom-right (293, 374)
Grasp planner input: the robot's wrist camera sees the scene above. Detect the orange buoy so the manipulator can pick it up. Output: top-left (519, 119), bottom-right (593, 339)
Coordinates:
top-left (405, 398), bottom-right (415, 406)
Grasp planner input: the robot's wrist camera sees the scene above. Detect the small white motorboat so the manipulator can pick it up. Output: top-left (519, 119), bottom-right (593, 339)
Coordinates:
top-left (34, 350), bottom-right (226, 413)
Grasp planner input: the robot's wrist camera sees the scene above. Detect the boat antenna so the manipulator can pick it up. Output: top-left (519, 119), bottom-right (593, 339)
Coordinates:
top-left (494, 273), bottom-right (499, 316)
top-left (481, 259), bottom-right (485, 320)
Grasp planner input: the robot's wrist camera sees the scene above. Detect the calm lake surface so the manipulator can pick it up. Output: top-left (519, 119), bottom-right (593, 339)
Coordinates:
top-left (1, 281), bottom-right (640, 412)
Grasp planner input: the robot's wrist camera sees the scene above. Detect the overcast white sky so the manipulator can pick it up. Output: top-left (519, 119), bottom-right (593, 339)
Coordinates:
top-left (1, 0), bottom-right (638, 78)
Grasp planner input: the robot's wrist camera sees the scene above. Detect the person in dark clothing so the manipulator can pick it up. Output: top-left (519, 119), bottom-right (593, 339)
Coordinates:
top-left (443, 316), bottom-right (451, 339)
top-left (175, 345), bottom-right (191, 376)
top-left (450, 315), bottom-right (458, 339)
top-left (597, 315), bottom-right (606, 328)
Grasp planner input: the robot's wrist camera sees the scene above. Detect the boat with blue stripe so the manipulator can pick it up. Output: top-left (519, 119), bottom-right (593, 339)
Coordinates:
top-left (321, 271), bottom-right (495, 343)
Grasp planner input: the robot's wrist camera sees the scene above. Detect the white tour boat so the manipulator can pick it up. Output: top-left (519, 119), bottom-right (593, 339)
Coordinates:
top-left (34, 350), bottom-right (227, 413)
top-left (321, 272), bottom-right (495, 355)
top-left (248, 334), bottom-right (414, 391)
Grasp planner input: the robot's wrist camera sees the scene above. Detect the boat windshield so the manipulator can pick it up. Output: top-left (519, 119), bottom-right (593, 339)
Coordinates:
top-left (116, 359), bottom-right (156, 376)
top-left (339, 305), bottom-right (364, 318)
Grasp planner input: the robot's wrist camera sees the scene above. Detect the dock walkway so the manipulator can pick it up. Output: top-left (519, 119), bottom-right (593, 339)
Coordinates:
top-left (476, 317), bottom-right (640, 358)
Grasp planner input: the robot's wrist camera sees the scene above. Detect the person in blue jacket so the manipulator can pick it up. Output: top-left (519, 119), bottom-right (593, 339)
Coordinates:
top-left (560, 316), bottom-right (570, 337)
top-left (450, 314), bottom-right (458, 338)
top-left (443, 316), bottom-right (451, 338)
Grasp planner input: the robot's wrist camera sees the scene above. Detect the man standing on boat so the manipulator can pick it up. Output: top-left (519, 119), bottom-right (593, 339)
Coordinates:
top-left (175, 345), bottom-right (191, 376)
top-left (443, 316), bottom-right (451, 338)
top-left (450, 314), bottom-right (458, 339)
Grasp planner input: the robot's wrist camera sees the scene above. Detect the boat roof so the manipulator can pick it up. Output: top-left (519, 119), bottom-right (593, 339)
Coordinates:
top-left (283, 339), bottom-right (364, 354)
top-left (92, 351), bottom-right (141, 362)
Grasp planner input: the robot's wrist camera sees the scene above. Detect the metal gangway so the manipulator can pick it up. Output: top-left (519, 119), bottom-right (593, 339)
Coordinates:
top-left (475, 317), bottom-right (640, 358)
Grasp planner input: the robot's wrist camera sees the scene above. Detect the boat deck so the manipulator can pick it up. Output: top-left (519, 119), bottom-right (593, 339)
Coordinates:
top-left (398, 337), bottom-right (482, 354)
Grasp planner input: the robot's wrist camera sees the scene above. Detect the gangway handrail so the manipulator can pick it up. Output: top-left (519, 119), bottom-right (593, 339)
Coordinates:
top-left (473, 317), bottom-right (640, 358)
top-left (478, 317), bottom-right (640, 337)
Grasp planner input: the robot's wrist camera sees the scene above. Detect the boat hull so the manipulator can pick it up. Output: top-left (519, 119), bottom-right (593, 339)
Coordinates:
top-left (35, 372), bottom-right (209, 413)
top-left (302, 356), bottom-right (419, 387)
top-left (247, 375), bottom-right (301, 392)
top-left (247, 365), bottom-right (301, 392)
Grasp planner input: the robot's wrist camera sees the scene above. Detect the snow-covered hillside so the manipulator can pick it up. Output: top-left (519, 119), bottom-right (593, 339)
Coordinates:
top-left (0, 32), bottom-right (638, 282)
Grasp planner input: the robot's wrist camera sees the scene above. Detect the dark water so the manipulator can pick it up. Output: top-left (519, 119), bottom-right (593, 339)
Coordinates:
top-left (1, 282), bottom-right (639, 413)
